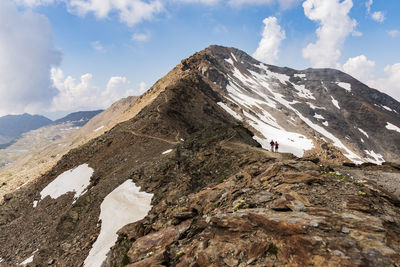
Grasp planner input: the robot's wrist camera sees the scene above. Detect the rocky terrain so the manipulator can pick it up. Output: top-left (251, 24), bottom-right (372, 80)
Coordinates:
top-left (0, 46), bottom-right (399, 266)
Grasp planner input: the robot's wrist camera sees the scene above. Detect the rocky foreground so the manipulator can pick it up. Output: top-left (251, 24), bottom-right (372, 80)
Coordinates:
top-left (105, 130), bottom-right (400, 267)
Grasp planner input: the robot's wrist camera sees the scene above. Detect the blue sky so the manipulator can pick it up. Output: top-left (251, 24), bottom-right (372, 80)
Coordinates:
top-left (0, 0), bottom-right (399, 119)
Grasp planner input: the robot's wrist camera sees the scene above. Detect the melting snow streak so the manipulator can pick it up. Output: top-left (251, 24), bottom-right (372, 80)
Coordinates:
top-left (386, 122), bottom-right (400, 133)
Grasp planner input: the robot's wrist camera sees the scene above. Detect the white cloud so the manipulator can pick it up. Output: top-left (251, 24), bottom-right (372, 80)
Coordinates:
top-left (132, 31), bottom-right (151, 42)
top-left (343, 55), bottom-right (375, 82)
top-left (91, 41), bottom-right (106, 52)
top-left (51, 68), bottom-right (139, 111)
top-left (228, 0), bottom-right (298, 9)
top-left (352, 30), bottom-right (362, 37)
top-left (302, 0), bottom-right (357, 68)
top-left (365, 0), bottom-right (372, 13)
top-left (365, 0), bottom-right (385, 23)
top-left (13, 0), bottom-right (54, 7)
top-left (368, 63), bottom-right (400, 101)
top-left (138, 81), bottom-right (147, 93)
top-left (253, 16), bottom-right (286, 64)
top-left (66, 0), bottom-right (163, 27)
top-left (371, 11), bottom-right (385, 23)
top-left (173, 0), bottom-right (220, 4)
top-left (388, 30), bottom-right (400, 38)
top-left (0, 0), bottom-right (61, 116)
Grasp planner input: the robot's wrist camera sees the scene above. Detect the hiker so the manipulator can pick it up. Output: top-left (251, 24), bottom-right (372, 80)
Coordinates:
top-left (274, 141), bottom-right (279, 153)
top-left (270, 140), bottom-right (275, 152)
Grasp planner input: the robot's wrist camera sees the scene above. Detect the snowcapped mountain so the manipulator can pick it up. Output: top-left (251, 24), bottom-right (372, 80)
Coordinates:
top-left (52, 110), bottom-right (103, 127)
top-left (184, 45), bottom-right (400, 164)
top-left (0, 46), bottom-right (399, 266)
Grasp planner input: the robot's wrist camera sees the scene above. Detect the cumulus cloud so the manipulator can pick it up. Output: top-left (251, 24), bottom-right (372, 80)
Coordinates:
top-left (368, 64), bottom-right (400, 101)
top-left (65, 0), bottom-right (163, 27)
top-left (343, 55), bottom-right (375, 82)
top-left (365, 0), bottom-right (385, 23)
top-left (371, 11), bottom-right (385, 23)
top-left (302, 0), bottom-right (357, 68)
top-left (253, 17), bottom-right (286, 64)
top-left (50, 68), bottom-right (142, 111)
top-left (0, 0), bottom-right (62, 116)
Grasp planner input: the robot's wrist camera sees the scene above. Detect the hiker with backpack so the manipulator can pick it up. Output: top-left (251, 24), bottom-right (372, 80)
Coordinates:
top-left (270, 140), bottom-right (275, 152)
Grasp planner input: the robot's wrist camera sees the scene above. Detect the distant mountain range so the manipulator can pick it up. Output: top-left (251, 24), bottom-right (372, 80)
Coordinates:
top-left (0, 110), bottom-right (103, 149)
top-left (0, 114), bottom-right (52, 146)
top-left (52, 110), bottom-right (103, 127)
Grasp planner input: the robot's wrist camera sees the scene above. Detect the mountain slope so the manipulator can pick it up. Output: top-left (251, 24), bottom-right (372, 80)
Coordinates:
top-left (182, 46), bottom-right (400, 164)
top-left (0, 46), bottom-right (399, 266)
top-left (0, 114), bottom-right (52, 145)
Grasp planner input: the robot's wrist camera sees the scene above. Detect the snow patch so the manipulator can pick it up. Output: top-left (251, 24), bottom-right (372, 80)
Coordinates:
top-left (33, 201), bottom-right (38, 208)
top-left (39, 164), bottom-right (93, 201)
top-left (336, 82), bottom-right (351, 92)
top-left (94, 125), bottom-right (104, 132)
top-left (294, 73), bottom-right (306, 78)
top-left (292, 83), bottom-right (315, 100)
top-left (19, 255), bottom-right (34, 265)
top-left (331, 96), bottom-right (340, 109)
top-left (382, 105), bottom-right (395, 112)
top-left (307, 102), bottom-right (325, 110)
top-left (364, 150), bottom-right (385, 165)
top-left (84, 180), bottom-right (153, 267)
top-left (231, 52), bottom-right (237, 62)
top-left (314, 114), bottom-right (325, 120)
top-left (361, 138), bottom-right (364, 143)
top-left (322, 121), bottom-right (329, 127)
top-left (386, 122), bottom-right (400, 133)
top-left (242, 108), bottom-right (314, 157)
top-left (225, 57), bottom-right (234, 65)
top-left (358, 128), bottom-right (369, 138)
top-left (256, 63), bottom-right (291, 85)
top-left (162, 149), bottom-right (173, 155)
top-left (217, 102), bottom-right (242, 121)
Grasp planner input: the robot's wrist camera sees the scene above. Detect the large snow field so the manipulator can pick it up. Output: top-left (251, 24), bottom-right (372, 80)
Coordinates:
top-left (84, 180), bottom-right (153, 267)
